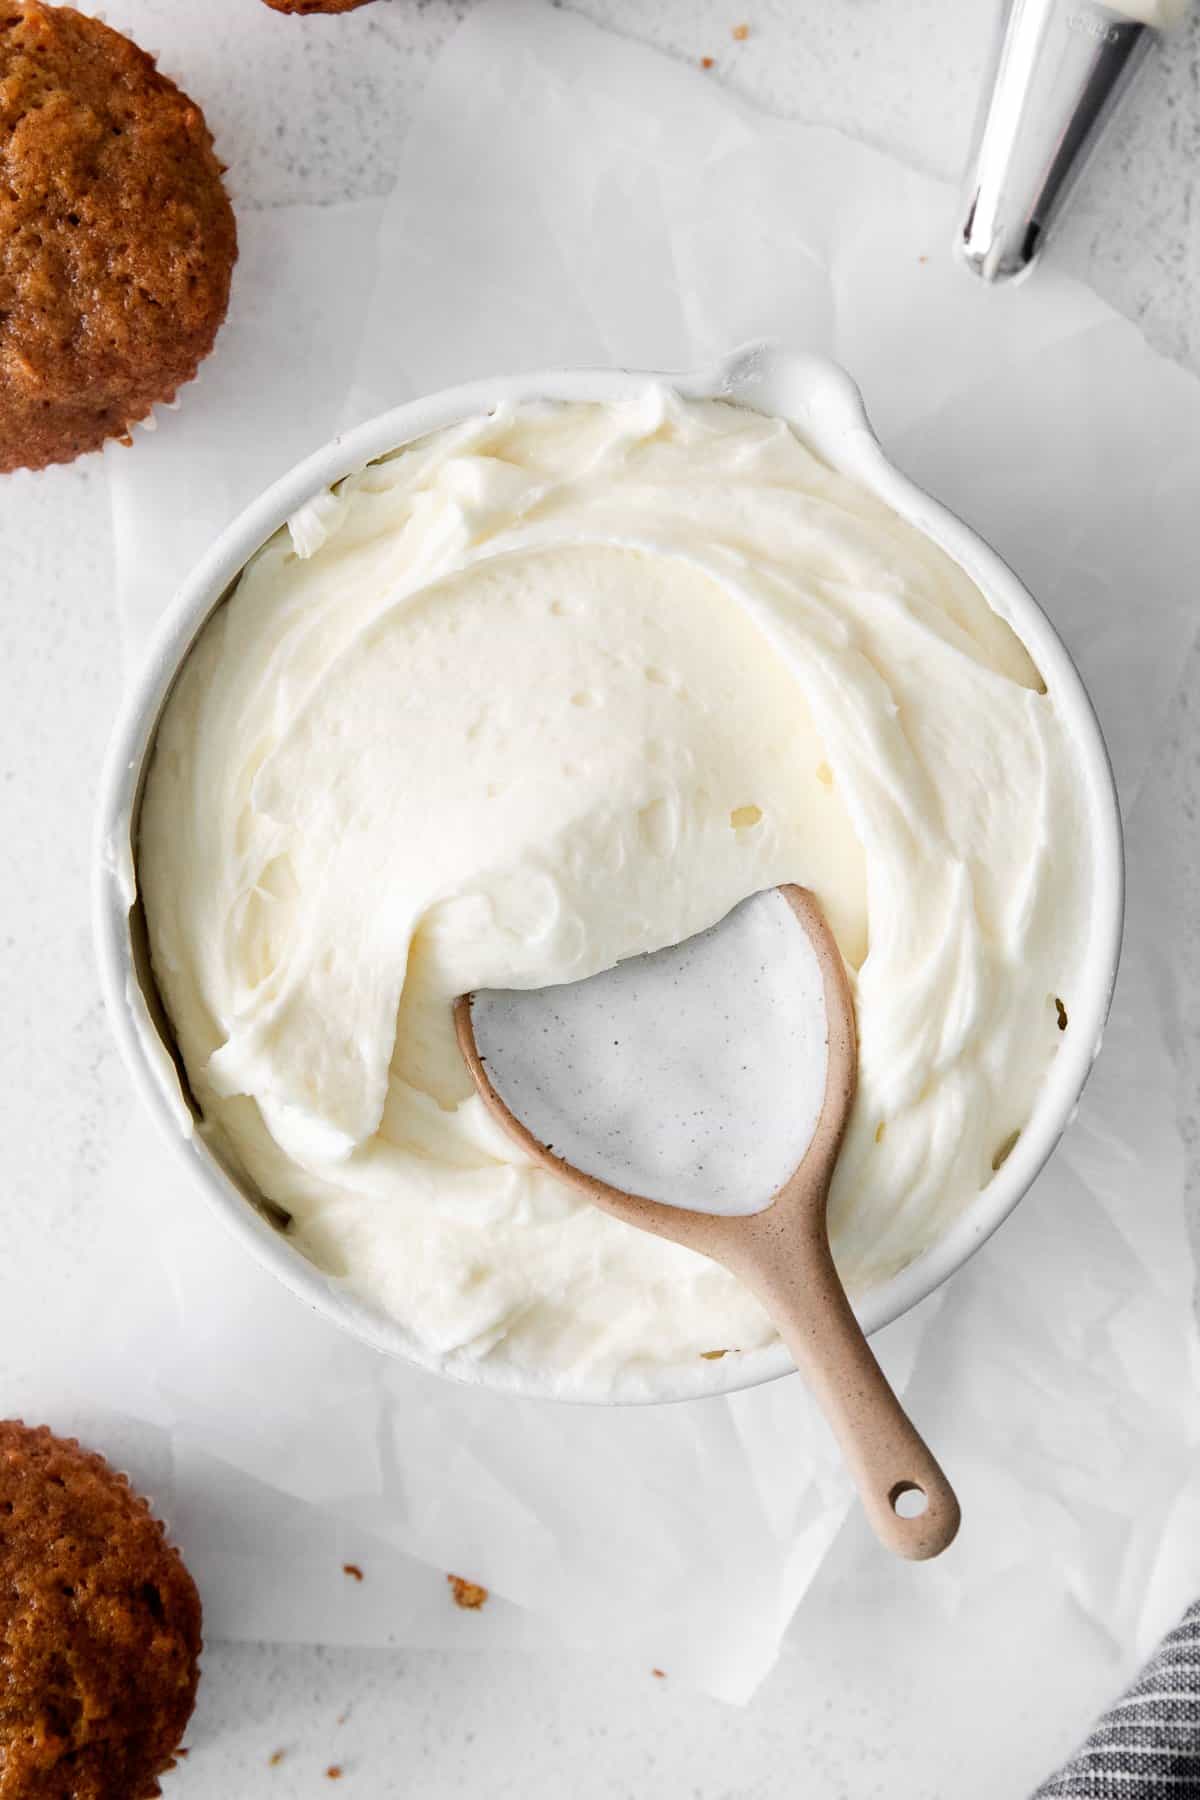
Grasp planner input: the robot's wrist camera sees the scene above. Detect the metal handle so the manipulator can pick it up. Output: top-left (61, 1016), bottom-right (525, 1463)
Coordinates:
top-left (958, 0), bottom-right (1154, 282)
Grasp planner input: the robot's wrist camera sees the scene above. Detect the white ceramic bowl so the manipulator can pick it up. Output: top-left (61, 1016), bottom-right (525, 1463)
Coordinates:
top-left (93, 343), bottom-right (1125, 1403)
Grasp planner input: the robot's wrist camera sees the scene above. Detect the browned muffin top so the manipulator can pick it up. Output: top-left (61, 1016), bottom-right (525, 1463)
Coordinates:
top-left (262, 0), bottom-right (377, 12)
top-left (0, 2), bottom-right (237, 473)
top-left (0, 1422), bottom-right (202, 1800)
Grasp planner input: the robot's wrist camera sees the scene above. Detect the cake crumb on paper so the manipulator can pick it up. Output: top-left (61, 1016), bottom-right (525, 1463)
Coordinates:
top-left (342, 1562), bottom-right (364, 1581)
top-left (326, 1766), bottom-right (344, 1781)
top-left (652, 1668), bottom-right (667, 1679)
top-left (448, 1573), bottom-right (489, 1610)
top-left (268, 1749), bottom-right (286, 1767)
top-left (732, 23), bottom-right (750, 40)
top-left (700, 55), bottom-right (714, 68)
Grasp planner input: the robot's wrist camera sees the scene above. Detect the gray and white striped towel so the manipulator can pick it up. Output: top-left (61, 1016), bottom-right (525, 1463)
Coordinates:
top-left (1035, 1601), bottom-right (1200, 1796)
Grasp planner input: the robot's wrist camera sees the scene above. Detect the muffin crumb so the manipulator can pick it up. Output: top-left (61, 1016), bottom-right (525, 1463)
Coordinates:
top-left (262, 0), bottom-right (375, 11)
top-left (991, 1129), bottom-right (1021, 1172)
top-left (448, 1574), bottom-right (489, 1610)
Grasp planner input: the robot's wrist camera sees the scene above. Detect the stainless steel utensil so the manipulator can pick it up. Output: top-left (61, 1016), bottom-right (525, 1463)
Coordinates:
top-left (959, 0), bottom-right (1166, 282)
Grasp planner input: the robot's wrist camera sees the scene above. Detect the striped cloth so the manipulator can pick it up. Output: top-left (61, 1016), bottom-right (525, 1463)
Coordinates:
top-left (1034, 1601), bottom-right (1200, 1797)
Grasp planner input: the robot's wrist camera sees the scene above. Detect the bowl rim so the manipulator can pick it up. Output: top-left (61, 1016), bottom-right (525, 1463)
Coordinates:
top-left (92, 341), bottom-right (1125, 1405)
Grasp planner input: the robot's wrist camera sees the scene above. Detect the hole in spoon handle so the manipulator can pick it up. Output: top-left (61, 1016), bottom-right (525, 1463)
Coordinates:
top-left (863, 1439), bottom-right (961, 1561)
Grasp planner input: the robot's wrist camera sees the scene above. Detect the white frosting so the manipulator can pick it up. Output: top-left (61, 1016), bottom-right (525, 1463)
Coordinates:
top-left (138, 392), bottom-right (1092, 1395)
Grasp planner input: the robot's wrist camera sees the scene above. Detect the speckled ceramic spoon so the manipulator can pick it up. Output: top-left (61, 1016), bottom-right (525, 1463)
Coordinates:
top-left (454, 884), bottom-right (960, 1561)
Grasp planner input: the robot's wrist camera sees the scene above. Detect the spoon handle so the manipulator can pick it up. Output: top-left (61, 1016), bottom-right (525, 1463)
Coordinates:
top-left (736, 1224), bottom-right (960, 1561)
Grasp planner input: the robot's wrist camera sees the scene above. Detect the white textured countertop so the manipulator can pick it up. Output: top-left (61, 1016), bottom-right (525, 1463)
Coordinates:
top-left (2, 2), bottom-right (1198, 1795)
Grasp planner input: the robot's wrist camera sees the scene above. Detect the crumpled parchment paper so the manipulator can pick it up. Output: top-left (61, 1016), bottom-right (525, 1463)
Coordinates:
top-left (81, 0), bottom-right (1200, 1708)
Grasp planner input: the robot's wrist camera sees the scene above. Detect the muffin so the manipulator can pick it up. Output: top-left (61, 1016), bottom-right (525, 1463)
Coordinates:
top-left (262, 1), bottom-right (376, 12)
top-left (0, 2), bottom-right (237, 474)
top-left (0, 1422), bottom-right (202, 1799)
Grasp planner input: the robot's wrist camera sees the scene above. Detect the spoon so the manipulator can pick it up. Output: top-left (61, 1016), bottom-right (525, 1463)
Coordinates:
top-left (454, 883), bottom-right (960, 1561)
